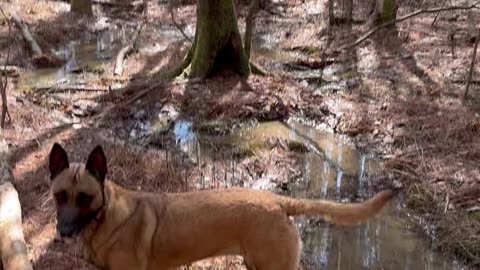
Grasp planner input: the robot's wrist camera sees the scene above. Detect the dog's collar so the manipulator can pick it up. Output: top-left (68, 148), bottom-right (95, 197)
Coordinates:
top-left (87, 183), bottom-right (107, 226)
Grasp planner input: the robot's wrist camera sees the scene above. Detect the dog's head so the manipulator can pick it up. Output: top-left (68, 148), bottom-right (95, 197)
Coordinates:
top-left (49, 143), bottom-right (107, 238)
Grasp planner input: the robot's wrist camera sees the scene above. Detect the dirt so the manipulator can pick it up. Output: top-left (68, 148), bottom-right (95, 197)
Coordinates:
top-left (0, 0), bottom-right (479, 269)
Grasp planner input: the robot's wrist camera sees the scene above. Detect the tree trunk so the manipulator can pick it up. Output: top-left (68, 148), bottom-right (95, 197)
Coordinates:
top-left (342, 0), bottom-right (353, 24)
top-left (179, 0), bottom-right (250, 78)
top-left (369, 0), bottom-right (397, 25)
top-left (328, 0), bottom-right (334, 26)
top-left (71, 0), bottom-right (93, 16)
top-left (0, 141), bottom-right (32, 270)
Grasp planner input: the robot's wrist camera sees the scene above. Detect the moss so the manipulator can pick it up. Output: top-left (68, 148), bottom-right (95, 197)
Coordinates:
top-left (287, 140), bottom-right (309, 153)
top-left (468, 210), bottom-right (480, 221)
top-left (381, 0), bottom-right (396, 23)
top-left (194, 121), bottom-right (232, 136)
top-left (71, 61), bottom-right (105, 74)
top-left (187, 0), bottom-right (251, 78)
top-left (452, 239), bottom-right (480, 265)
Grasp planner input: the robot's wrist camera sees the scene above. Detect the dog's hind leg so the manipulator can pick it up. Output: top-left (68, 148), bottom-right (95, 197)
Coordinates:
top-left (244, 221), bottom-right (301, 270)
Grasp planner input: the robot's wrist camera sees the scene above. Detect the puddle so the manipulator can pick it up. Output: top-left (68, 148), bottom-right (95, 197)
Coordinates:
top-left (16, 29), bottom-right (123, 92)
top-left (170, 119), bottom-right (464, 270)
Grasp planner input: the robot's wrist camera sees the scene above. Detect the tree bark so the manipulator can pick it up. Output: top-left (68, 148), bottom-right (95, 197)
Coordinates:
top-left (178, 0), bottom-right (251, 78)
top-left (0, 141), bottom-right (32, 270)
top-left (71, 0), bottom-right (93, 16)
top-left (342, 0), bottom-right (353, 24)
top-left (370, 0), bottom-right (397, 25)
top-left (328, 0), bottom-right (335, 26)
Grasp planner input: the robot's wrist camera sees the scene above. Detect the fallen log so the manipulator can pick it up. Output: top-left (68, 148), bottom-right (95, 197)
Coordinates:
top-left (113, 21), bottom-right (145, 76)
top-left (0, 140), bottom-right (32, 270)
top-left (10, 14), bottom-right (42, 57)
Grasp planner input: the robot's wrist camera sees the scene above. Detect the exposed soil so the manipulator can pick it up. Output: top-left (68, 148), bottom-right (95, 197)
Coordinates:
top-left (0, 0), bottom-right (479, 269)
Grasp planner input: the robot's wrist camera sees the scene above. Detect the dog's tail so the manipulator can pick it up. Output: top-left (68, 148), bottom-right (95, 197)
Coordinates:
top-left (279, 190), bottom-right (394, 225)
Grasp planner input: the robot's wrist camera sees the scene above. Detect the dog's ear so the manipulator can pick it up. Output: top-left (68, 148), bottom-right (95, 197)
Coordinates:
top-left (85, 145), bottom-right (107, 183)
top-left (49, 143), bottom-right (69, 180)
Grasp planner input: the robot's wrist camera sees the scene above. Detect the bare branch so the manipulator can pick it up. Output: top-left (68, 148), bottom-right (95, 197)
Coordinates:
top-left (169, 1), bottom-right (192, 43)
top-left (464, 28), bottom-right (480, 101)
top-left (342, 1), bottom-right (480, 50)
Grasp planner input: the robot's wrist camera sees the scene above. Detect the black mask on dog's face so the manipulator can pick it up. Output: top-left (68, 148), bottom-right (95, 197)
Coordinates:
top-left (49, 143), bottom-right (107, 238)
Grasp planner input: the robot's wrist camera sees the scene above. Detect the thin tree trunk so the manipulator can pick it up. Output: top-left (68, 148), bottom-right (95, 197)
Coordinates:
top-left (464, 28), bottom-right (480, 100)
top-left (244, 0), bottom-right (260, 59)
top-left (342, 0), bottom-right (353, 24)
top-left (328, 0), bottom-right (335, 25)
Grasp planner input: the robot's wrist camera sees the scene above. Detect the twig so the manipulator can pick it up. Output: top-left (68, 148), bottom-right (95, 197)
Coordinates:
top-left (444, 193), bottom-right (449, 213)
top-left (431, 0), bottom-right (449, 27)
top-left (0, 7), bottom-right (12, 129)
top-left (244, 0), bottom-right (260, 59)
top-left (343, 1), bottom-right (480, 50)
top-left (11, 13), bottom-right (43, 57)
top-left (464, 28), bottom-right (480, 101)
top-left (113, 21), bottom-right (145, 76)
top-left (169, 1), bottom-right (192, 43)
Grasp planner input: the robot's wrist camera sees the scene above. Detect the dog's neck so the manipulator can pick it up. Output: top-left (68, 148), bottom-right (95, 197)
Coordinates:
top-left (79, 181), bottom-right (142, 265)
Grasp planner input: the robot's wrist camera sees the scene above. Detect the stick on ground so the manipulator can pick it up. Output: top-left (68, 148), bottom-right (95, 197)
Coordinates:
top-left (113, 22), bottom-right (145, 76)
top-left (10, 13), bottom-right (42, 57)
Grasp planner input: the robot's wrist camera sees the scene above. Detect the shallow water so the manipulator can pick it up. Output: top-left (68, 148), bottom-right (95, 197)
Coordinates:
top-left (173, 120), bottom-right (464, 270)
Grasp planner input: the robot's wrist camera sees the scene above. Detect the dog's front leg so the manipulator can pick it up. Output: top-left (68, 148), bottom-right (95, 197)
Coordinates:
top-left (106, 251), bottom-right (148, 270)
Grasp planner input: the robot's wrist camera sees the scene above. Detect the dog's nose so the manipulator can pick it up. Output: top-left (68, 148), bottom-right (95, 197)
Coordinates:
top-left (58, 224), bottom-right (76, 238)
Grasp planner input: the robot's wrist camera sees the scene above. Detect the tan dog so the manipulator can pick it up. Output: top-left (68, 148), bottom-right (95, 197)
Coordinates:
top-left (49, 143), bottom-right (394, 270)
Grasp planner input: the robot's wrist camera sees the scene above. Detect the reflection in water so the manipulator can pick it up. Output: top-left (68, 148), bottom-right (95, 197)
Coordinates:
top-left (172, 119), bottom-right (463, 270)
top-left (17, 30), bottom-right (120, 91)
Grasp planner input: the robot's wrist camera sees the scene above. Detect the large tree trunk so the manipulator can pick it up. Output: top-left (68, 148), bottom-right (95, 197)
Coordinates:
top-left (0, 141), bottom-right (32, 270)
top-left (71, 0), bottom-right (93, 16)
top-left (369, 0), bottom-right (397, 25)
top-left (178, 0), bottom-right (251, 78)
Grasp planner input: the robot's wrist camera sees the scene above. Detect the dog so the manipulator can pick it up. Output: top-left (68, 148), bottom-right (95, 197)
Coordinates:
top-left (49, 143), bottom-right (394, 270)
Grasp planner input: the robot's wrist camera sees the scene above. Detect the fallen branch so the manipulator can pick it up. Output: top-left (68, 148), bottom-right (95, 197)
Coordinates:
top-left (0, 7), bottom-right (12, 129)
top-left (93, 0), bottom-right (143, 7)
top-left (10, 13), bottom-right (42, 57)
top-left (342, 1), bottom-right (480, 50)
top-left (113, 21), bottom-right (145, 76)
top-left (0, 141), bottom-right (33, 270)
top-left (464, 28), bottom-right (480, 101)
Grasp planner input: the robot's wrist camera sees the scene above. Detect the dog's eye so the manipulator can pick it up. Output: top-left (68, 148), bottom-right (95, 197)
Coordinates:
top-left (76, 192), bottom-right (93, 208)
top-left (54, 190), bottom-right (67, 205)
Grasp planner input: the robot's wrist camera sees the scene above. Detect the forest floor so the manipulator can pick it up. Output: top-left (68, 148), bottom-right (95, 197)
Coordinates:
top-left (0, 0), bottom-right (479, 269)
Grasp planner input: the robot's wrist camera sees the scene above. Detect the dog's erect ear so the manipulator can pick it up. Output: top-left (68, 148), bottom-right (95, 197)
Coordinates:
top-left (85, 145), bottom-right (107, 183)
top-left (49, 143), bottom-right (69, 180)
